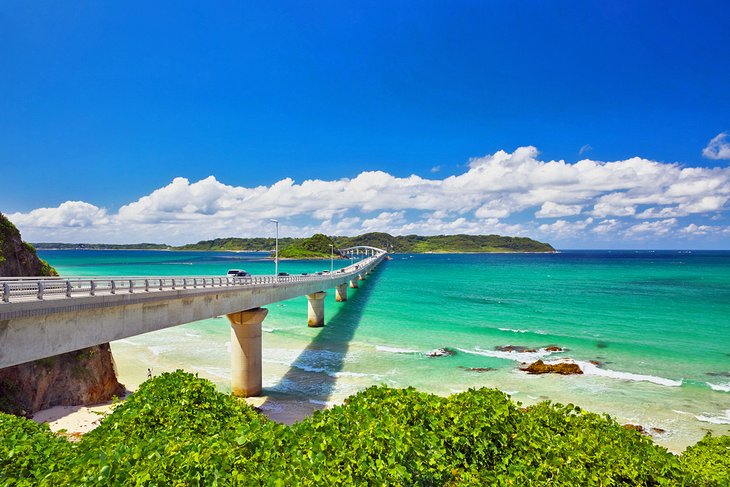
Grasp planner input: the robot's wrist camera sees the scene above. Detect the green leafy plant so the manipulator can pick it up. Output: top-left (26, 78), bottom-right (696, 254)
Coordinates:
top-left (1, 371), bottom-right (725, 485)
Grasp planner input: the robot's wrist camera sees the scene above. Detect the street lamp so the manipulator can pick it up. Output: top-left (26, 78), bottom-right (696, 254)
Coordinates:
top-left (270, 219), bottom-right (279, 278)
top-left (329, 244), bottom-right (334, 273)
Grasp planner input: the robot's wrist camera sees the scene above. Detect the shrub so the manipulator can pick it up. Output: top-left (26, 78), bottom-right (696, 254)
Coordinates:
top-left (0, 371), bottom-right (724, 485)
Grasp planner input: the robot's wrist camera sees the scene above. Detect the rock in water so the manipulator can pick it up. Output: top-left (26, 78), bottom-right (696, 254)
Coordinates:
top-left (521, 360), bottom-right (583, 375)
top-left (0, 212), bottom-right (125, 417)
top-left (426, 348), bottom-right (456, 357)
top-left (496, 345), bottom-right (537, 353)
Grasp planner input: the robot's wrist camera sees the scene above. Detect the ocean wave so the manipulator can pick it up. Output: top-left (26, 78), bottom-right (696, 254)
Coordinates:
top-left (264, 358), bottom-right (381, 379)
top-left (148, 345), bottom-right (175, 356)
top-left (309, 399), bottom-right (338, 408)
top-left (458, 346), bottom-right (682, 387)
top-left (185, 332), bottom-right (201, 337)
top-left (498, 327), bottom-right (547, 335)
top-left (376, 345), bottom-right (420, 354)
top-left (262, 327), bottom-right (277, 333)
top-left (695, 410), bottom-right (730, 425)
top-left (569, 360), bottom-right (683, 387)
top-left (458, 346), bottom-right (558, 363)
top-left (707, 381), bottom-right (730, 392)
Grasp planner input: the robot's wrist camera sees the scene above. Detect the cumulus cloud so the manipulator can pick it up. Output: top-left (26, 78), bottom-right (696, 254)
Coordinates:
top-left (8, 201), bottom-right (109, 228)
top-left (702, 133), bottom-right (730, 160)
top-left (625, 218), bottom-right (678, 237)
top-left (7, 146), bottom-right (730, 245)
top-left (535, 202), bottom-right (583, 218)
top-left (678, 223), bottom-right (730, 237)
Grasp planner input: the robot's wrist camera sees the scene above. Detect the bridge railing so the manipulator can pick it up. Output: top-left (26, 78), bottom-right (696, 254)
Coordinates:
top-left (1, 252), bottom-right (387, 303)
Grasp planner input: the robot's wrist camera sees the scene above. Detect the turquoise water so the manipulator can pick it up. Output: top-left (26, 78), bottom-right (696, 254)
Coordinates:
top-left (39, 249), bottom-right (730, 451)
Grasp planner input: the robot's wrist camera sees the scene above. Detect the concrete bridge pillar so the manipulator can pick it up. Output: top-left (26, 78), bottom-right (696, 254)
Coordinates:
top-left (358, 273), bottom-right (366, 281)
top-left (349, 278), bottom-right (359, 289)
top-left (307, 291), bottom-right (327, 327)
top-left (335, 283), bottom-right (348, 302)
top-left (227, 307), bottom-right (268, 397)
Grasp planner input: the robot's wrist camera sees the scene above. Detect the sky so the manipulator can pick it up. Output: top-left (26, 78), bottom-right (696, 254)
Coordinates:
top-left (1, 1), bottom-right (729, 248)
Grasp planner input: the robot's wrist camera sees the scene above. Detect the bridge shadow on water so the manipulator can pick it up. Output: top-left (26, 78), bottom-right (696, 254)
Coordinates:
top-left (260, 265), bottom-right (385, 422)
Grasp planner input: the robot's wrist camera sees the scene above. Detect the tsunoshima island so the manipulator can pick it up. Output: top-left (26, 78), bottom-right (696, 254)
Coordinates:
top-left (1, 3), bottom-right (729, 485)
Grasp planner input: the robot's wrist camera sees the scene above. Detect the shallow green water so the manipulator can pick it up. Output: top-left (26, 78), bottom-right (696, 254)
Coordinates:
top-left (39, 249), bottom-right (730, 450)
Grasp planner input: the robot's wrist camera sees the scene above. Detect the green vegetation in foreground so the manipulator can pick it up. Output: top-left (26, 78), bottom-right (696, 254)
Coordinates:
top-left (33, 232), bottom-right (555, 254)
top-left (1, 371), bottom-right (727, 486)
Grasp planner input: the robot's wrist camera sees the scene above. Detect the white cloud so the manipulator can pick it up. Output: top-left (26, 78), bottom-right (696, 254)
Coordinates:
top-left (430, 165), bottom-right (441, 173)
top-left (680, 223), bottom-right (730, 236)
top-left (625, 218), bottom-right (678, 237)
top-left (538, 218), bottom-right (594, 237)
top-left (579, 144), bottom-right (592, 155)
top-left (702, 133), bottom-right (730, 160)
top-left (535, 202), bottom-right (583, 218)
top-left (592, 219), bottom-right (621, 235)
top-left (7, 146), bottom-right (730, 245)
top-left (8, 201), bottom-right (109, 228)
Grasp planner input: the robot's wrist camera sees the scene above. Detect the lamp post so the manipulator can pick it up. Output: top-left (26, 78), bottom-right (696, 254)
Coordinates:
top-left (329, 244), bottom-right (334, 273)
top-left (270, 219), bottom-right (279, 278)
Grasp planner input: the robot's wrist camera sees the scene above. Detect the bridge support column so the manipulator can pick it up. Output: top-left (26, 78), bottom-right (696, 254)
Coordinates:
top-left (358, 273), bottom-right (366, 281)
top-left (307, 291), bottom-right (327, 327)
top-left (227, 307), bottom-right (268, 397)
top-left (349, 278), bottom-right (359, 289)
top-left (335, 283), bottom-right (347, 302)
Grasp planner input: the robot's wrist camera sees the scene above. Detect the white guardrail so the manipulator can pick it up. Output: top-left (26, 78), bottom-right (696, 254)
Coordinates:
top-left (0, 254), bottom-right (385, 304)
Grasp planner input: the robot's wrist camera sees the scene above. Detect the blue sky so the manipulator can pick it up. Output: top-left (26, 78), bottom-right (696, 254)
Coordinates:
top-left (1, 1), bottom-right (729, 248)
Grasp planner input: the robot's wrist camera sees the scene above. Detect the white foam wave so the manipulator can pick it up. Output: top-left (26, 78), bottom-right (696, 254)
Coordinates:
top-left (148, 345), bottom-right (175, 356)
top-left (498, 328), bottom-right (547, 335)
top-left (573, 360), bottom-right (683, 387)
top-left (376, 345), bottom-right (420, 354)
top-left (264, 358), bottom-right (380, 379)
top-left (185, 333), bottom-right (200, 337)
top-left (309, 399), bottom-right (337, 408)
top-left (458, 346), bottom-right (557, 363)
top-left (262, 327), bottom-right (277, 333)
top-left (695, 410), bottom-right (730, 425)
top-left (458, 346), bottom-right (682, 388)
top-left (707, 381), bottom-right (730, 392)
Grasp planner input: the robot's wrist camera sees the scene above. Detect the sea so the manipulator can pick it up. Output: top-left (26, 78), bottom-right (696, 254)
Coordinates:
top-left (38, 249), bottom-right (730, 452)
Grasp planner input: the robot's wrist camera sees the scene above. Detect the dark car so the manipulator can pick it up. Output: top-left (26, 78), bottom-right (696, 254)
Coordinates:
top-left (278, 272), bottom-right (289, 277)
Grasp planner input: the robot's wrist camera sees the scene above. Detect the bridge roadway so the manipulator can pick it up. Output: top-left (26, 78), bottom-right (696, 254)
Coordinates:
top-left (0, 246), bottom-right (387, 396)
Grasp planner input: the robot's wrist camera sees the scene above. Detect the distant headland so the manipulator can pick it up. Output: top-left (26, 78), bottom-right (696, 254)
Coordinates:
top-left (33, 232), bottom-right (555, 257)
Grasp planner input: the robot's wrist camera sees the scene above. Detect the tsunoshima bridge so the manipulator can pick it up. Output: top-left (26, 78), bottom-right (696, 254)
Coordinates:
top-left (0, 246), bottom-right (387, 397)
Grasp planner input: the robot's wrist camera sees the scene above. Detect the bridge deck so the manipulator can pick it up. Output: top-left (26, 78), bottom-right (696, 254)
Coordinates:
top-left (0, 251), bottom-right (387, 368)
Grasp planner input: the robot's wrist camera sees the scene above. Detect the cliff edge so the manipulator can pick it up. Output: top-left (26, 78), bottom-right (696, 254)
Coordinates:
top-left (0, 212), bottom-right (125, 417)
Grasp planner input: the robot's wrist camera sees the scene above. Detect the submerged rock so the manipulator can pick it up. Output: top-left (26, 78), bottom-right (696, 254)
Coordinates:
top-left (623, 424), bottom-right (647, 434)
top-left (521, 360), bottom-right (583, 375)
top-left (426, 348), bottom-right (456, 358)
top-left (461, 367), bottom-right (495, 373)
top-left (544, 345), bottom-right (563, 352)
top-left (496, 345), bottom-right (537, 353)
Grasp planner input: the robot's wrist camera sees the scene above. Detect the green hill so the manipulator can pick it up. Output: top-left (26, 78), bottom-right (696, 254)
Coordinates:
top-left (278, 233), bottom-right (341, 259)
top-left (333, 232), bottom-right (555, 253)
top-left (31, 233), bottom-right (555, 254)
